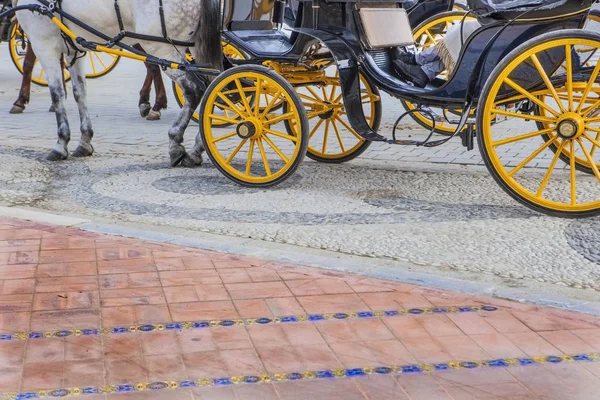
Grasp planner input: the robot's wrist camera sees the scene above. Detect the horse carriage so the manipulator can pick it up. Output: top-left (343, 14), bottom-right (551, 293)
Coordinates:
top-left (2, 0), bottom-right (600, 218)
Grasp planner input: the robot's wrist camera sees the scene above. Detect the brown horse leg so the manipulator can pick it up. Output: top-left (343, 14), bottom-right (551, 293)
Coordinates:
top-left (146, 66), bottom-right (167, 120)
top-left (10, 45), bottom-right (36, 114)
top-left (133, 43), bottom-right (154, 118)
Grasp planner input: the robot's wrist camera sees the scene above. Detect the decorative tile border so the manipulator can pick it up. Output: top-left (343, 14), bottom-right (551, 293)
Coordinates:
top-left (2, 352), bottom-right (598, 399)
top-left (0, 305), bottom-right (498, 341)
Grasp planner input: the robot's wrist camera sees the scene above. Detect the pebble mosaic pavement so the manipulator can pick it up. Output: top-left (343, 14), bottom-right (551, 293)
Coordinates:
top-left (1, 217), bottom-right (600, 399)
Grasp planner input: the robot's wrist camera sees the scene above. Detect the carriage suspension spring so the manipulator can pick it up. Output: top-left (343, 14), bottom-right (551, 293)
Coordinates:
top-left (389, 108), bottom-right (436, 146)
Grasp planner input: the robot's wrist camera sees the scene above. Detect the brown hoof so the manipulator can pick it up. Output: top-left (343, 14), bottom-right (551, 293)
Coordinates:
top-left (146, 110), bottom-right (161, 121)
top-left (9, 104), bottom-right (25, 114)
top-left (139, 103), bottom-right (151, 118)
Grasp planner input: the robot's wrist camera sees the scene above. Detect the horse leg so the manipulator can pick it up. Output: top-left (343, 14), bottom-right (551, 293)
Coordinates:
top-left (146, 66), bottom-right (167, 120)
top-left (45, 54), bottom-right (71, 161)
top-left (133, 43), bottom-right (153, 118)
top-left (10, 45), bottom-right (36, 114)
top-left (164, 68), bottom-right (207, 167)
top-left (68, 57), bottom-right (94, 157)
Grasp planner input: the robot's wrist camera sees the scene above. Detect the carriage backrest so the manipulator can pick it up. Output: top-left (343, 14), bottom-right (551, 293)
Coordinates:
top-left (222, 0), bottom-right (276, 30)
top-left (468, 0), bottom-right (592, 20)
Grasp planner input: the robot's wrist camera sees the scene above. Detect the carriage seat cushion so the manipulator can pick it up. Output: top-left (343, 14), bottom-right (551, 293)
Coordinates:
top-left (358, 8), bottom-right (413, 48)
top-left (468, 0), bottom-right (591, 20)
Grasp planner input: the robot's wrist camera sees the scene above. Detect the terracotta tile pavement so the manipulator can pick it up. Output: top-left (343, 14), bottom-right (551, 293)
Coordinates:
top-left (0, 217), bottom-right (599, 399)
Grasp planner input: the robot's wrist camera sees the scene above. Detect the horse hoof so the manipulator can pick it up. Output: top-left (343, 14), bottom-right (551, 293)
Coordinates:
top-left (146, 110), bottom-right (161, 121)
top-left (72, 145), bottom-right (94, 158)
top-left (139, 103), bottom-right (151, 118)
top-left (9, 104), bottom-right (25, 114)
top-left (46, 150), bottom-right (67, 161)
top-left (170, 150), bottom-right (187, 167)
top-left (180, 153), bottom-right (203, 168)
top-left (48, 105), bottom-right (56, 113)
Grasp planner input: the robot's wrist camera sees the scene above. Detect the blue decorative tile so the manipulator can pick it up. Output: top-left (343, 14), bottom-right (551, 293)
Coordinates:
top-left (280, 316), bottom-right (298, 323)
top-left (333, 313), bottom-right (349, 319)
top-left (28, 332), bottom-right (44, 339)
top-left (16, 393), bottom-right (39, 399)
top-left (179, 380), bottom-right (196, 387)
top-left (434, 363), bottom-right (449, 371)
top-left (82, 387), bottom-right (100, 394)
top-left (546, 356), bottom-right (563, 363)
top-left (573, 354), bottom-right (592, 361)
top-left (316, 370), bottom-right (335, 378)
top-left (53, 330), bottom-right (72, 338)
top-left (460, 362), bottom-right (478, 369)
top-left (0, 334), bottom-right (13, 340)
top-left (518, 358), bottom-right (535, 366)
top-left (345, 368), bottom-right (366, 377)
top-left (244, 376), bottom-right (261, 383)
top-left (116, 384), bottom-right (135, 392)
top-left (192, 321), bottom-right (210, 328)
top-left (255, 318), bottom-right (272, 324)
top-left (214, 378), bottom-right (233, 385)
top-left (47, 389), bottom-right (69, 397)
top-left (408, 309), bottom-right (424, 314)
top-left (488, 359), bottom-right (509, 367)
top-left (357, 311), bottom-right (375, 318)
top-left (481, 306), bottom-right (498, 311)
top-left (287, 372), bottom-right (304, 380)
top-left (308, 314), bottom-right (325, 321)
top-left (374, 367), bottom-right (392, 374)
top-left (81, 329), bottom-right (99, 336)
top-left (432, 308), bottom-right (448, 313)
top-left (384, 310), bottom-right (399, 317)
top-left (458, 307), bottom-right (474, 312)
top-left (148, 382), bottom-right (169, 390)
top-left (219, 320), bottom-right (236, 326)
top-left (139, 324), bottom-right (158, 331)
top-left (111, 326), bottom-right (129, 334)
top-left (402, 365), bottom-right (422, 373)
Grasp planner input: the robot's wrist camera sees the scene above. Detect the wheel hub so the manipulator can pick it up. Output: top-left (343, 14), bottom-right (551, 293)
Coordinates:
top-left (556, 112), bottom-right (584, 140)
top-left (236, 120), bottom-right (258, 139)
top-left (318, 101), bottom-right (335, 120)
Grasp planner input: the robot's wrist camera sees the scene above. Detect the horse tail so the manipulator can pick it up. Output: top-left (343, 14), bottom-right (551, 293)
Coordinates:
top-left (193, 0), bottom-right (223, 73)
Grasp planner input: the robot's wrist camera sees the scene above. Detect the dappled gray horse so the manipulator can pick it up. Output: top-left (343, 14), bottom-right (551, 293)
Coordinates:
top-left (14, 0), bottom-right (223, 166)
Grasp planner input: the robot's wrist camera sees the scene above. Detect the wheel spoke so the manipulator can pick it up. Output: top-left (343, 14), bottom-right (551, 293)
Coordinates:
top-left (335, 116), bottom-right (364, 141)
top-left (583, 132), bottom-right (600, 149)
top-left (259, 90), bottom-right (282, 119)
top-left (331, 120), bottom-right (346, 152)
top-left (306, 86), bottom-right (324, 102)
top-left (503, 78), bottom-right (560, 117)
top-left (576, 59), bottom-right (600, 113)
top-left (264, 127), bottom-right (298, 142)
top-left (266, 111), bottom-right (295, 125)
top-left (94, 52), bottom-right (108, 69)
top-left (570, 140), bottom-right (577, 205)
top-left (245, 139), bottom-right (255, 175)
top-left (309, 118), bottom-right (325, 139)
top-left (329, 82), bottom-right (338, 101)
top-left (322, 120), bottom-right (330, 154)
top-left (565, 45), bottom-right (574, 111)
top-left (530, 54), bottom-right (566, 113)
top-left (491, 108), bottom-right (555, 123)
top-left (492, 128), bottom-right (554, 147)
top-left (89, 52), bottom-right (97, 75)
top-left (262, 134), bottom-right (289, 163)
top-left (208, 114), bottom-right (240, 125)
top-left (508, 136), bottom-right (558, 177)
top-left (589, 131), bottom-right (600, 156)
top-left (536, 139), bottom-right (566, 197)
top-left (257, 139), bottom-right (272, 176)
top-left (234, 79), bottom-right (253, 116)
top-left (582, 97), bottom-right (600, 117)
top-left (577, 138), bottom-right (600, 182)
top-left (211, 131), bottom-right (237, 144)
top-left (225, 138), bottom-right (248, 164)
top-left (217, 92), bottom-right (247, 118)
top-left (298, 92), bottom-right (321, 103)
top-left (254, 78), bottom-right (262, 116)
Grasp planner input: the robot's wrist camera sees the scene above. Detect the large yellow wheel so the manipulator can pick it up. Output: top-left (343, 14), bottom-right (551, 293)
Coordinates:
top-left (174, 41), bottom-right (247, 125)
top-left (199, 65), bottom-right (309, 187)
top-left (400, 11), bottom-right (475, 135)
top-left (477, 30), bottom-right (600, 217)
top-left (284, 68), bottom-right (381, 163)
top-left (8, 22), bottom-right (119, 86)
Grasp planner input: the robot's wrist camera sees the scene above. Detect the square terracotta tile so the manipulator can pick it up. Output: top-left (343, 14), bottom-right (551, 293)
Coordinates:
top-left (35, 276), bottom-right (98, 293)
top-left (247, 324), bottom-right (291, 347)
top-left (177, 329), bottom-right (217, 353)
top-left (504, 331), bottom-right (562, 356)
top-left (25, 339), bottom-right (65, 363)
top-left (358, 292), bottom-right (403, 310)
top-left (63, 359), bottom-right (104, 387)
top-left (330, 341), bottom-right (380, 367)
top-left (99, 272), bottom-right (161, 289)
top-left (160, 270), bottom-right (222, 286)
top-left (21, 361), bottom-right (64, 390)
top-left (383, 315), bottom-right (430, 340)
top-left (246, 267), bottom-right (281, 282)
top-left (286, 278), bottom-right (354, 296)
top-left (538, 330), bottom-right (597, 354)
top-left (105, 357), bottom-right (148, 384)
top-left (39, 249), bottom-right (96, 264)
top-left (32, 291), bottom-right (99, 311)
top-left (481, 310), bottom-right (532, 333)
top-left (0, 311), bottom-right (30, 333)
top-left (65, 336), bottom-right (102, 361)
top-left (390, 293), bottom-right (434, 309)
top-left (265, 297), bottom-right (305, 316)
top-left (0, 341), bottom-right (26, 367)
top-left (30, 308), bottom-right (100, 331)
top-left (401, 336), bottom-right (454, 363)
top-left (212, 326), bottom-right (253, 350)
top-left (140, 331), bottom-right (181, 355)
top-left (164, 286), bottom-right (200, 303)
top-left (571, 328), bottom-right (600, 350)
top-left (100, 287), bottom-right (165, 307)
top-left (134, 304), bottom-right (172, 324)
top-left (97, 247), bottom-right (151, 261)
top-left (508, 365), bottom-right (569, 397)
top-left (218, 268), bottom-right (252, 284)
top-left (0, 239), bottom-right (39, 253)
top-left (145, 353), bottom-right (187, 381)
top-left (97, 258), bottom-right (156, 274)
top-left (469, 333), bottom-right (527, 358)
top-left (348, 318), bottom-right (395, 342)
top-left (103, 335), bottom-right (142, 358)
top-left (7, 251), bottom-right (39, 265)
top-left (221, 348), bottom-right (265, 376)
top-left (364, 339), bottom-right (417, 366)
top-left (233, 299), bottom-right (272, 318)
top-left (226, 281), bottom-right (292, 299)
top-left (234, 384), bottom-right (279, 400)
top-left (442, 382), bottom-right (533, 400)
top-left (102, 306), bottom-right (137, 326)
top-left (296, 294), bottom-right (369, 314)
top-left (416, 314), bottom-right (463, 337)
top-left (0, 366), bottom-right (21, 392)
top-left (36, 261), bottom-right (97, 277)
top-left (356, 375), bottom-right (410, 400)
top-left (348, 280), bottom-right (397, 294)
top-left (154, 257), bottom-right (185, 271)
top-left (510, 310), bottom-right (565, 332)
top-left (183, 350), bottom-right (228, 377)
top-left (181, 256), bottom-right (216, 270)
top-left (0, 264), bottom-right (37, 280)
top-left (316, 320), bottom-right (360, 343)
top-left (0, 278), bottom-right (35, 294)
top-left (395, 374), bottom-right (453, 400)
top-left (256, 346), bottom-right (303, 373)
top-left (191, 386), bottom-right (235, 400)
top-left (295, 344), bottom-right (342, 370)
top-left (193, 284), bottom-right (230, 302)
top-left (0, 293), bottom-right (33, 313)
top-left (41, 237), bottom-right (95, 250)
top-left (281, 322), bottom-right (326, 346)
top-left (447, 312), bottom-right (496, 335)
top-left (435, 335), bottom-right (489, 361)
top-left (169, 301), bottom-right (238, 321)
top-left (275, 379), bottom-right (366, 400)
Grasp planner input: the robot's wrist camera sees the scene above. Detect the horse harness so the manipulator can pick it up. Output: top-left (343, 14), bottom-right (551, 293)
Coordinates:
top-left (35, 0), bottom-right (195, 66)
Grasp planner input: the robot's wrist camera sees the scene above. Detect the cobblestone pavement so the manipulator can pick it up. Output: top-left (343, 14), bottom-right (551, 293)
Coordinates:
top-left (1, 217), bottom-right (600, 400)
top-left (1, 45), bottom-right (600, 301)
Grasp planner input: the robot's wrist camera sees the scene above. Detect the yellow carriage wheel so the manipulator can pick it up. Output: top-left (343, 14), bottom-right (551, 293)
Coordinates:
top-left (400, 11), bottom-right (475, 135)
top-left (174, 42), bottom-right (247, 125)
top-left (8, 22), bottom-right (118, 86)
top-left (284, 69), bottom-right (381, 163)
top-left (477, 30), bottom-right (600, 217)
top-left (199, 65), bottom-right (309, 187)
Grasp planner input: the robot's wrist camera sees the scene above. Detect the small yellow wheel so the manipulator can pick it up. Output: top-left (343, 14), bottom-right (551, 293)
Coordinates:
top-left (284, 67), bottom-right (381, 163)
top-left (199, 65), bottom-right (309, 187)
top-left (477, 30), bottom-right (600, 217)
top-left (400, 11), bottom-right (475, 135)
top-left (174, 41), bottom-right (247, 124)
top-left (8, 22), bottom-right (119, 86)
